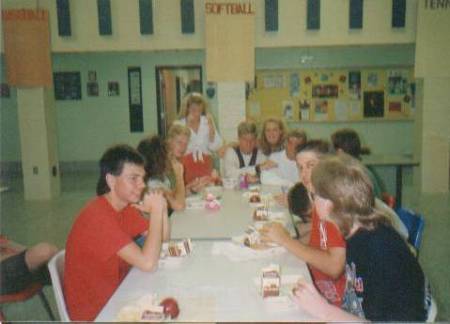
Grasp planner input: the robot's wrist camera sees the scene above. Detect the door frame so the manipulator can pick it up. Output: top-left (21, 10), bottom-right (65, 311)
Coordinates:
top-left (155, 65), bottom-right (203, 136)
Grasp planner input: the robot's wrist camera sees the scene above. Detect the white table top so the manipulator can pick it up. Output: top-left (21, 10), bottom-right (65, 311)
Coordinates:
top-left (170, 185), bottom-right (295, 240)
top-left (95, 240), bottom-right (315, 322)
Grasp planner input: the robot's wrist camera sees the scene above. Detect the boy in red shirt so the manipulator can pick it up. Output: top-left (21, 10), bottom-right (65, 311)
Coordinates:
top-left (260, 140), bottom-right (346, 306)
top-left (64, 145), bottom-right (170, 321)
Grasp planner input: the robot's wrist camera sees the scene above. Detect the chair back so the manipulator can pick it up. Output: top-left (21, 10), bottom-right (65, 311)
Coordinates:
top-left (48, 250), bottom-right (70, 321)
top-left (395, 207), bottom-right (425, 253)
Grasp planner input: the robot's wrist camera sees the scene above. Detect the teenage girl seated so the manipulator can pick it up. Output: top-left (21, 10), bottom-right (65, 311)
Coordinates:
top-left (292, 154), bottom-right (426, 321)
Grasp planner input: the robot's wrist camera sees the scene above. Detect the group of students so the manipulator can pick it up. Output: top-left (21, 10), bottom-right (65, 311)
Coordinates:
top-left (261, 139), bottom-right (427, 321)
top-left (1, 92), bottom-right (428, 321)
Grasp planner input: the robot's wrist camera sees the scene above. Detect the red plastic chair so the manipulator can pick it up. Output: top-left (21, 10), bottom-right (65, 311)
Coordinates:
top-left (0, 282), bottom-right (55, 321)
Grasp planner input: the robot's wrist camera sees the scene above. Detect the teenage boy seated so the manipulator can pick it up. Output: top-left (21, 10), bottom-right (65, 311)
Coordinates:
top-left (331, 128), bottom-right (383, 199)
top-left (64, 145), bottom-right (170, 321)
top-left (223, 121), bottom-right (267, 184)
top-left (260, 129), bottom-right (307, 187)
top-left (287, 183), bottom-right (312, 244)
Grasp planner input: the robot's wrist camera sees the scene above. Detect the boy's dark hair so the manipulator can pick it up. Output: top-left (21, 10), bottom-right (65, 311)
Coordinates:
top-left (137, 135), bottom-right (168, 182)
top-left (331, 128), bottom-right (361, 159)
top-left (287, 182), bottom-right (312, 223)
top-left (296, 139), bottom-right (330, 156)
top-left (96, 144), bottom-right (145, 195)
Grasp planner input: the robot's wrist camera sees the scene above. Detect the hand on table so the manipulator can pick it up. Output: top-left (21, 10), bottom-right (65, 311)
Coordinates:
top-left (188, 176), bottom-right (211, 194)
top-left (259, 222), bottom-right (290, 246)
top-left (246, 174), bottom-right (259, 184)
top-left (259, 160), bottom-right (277, 170)
top-left (291, 281), bottom-right (333, 320)
top-left (274, 192), bottom-right (288, 207)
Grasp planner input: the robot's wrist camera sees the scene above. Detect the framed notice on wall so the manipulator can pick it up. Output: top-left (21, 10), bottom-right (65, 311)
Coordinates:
top-left (128, 67), bottom-right (143, 132)
top-left (53, 72), bottom-right (81, 100)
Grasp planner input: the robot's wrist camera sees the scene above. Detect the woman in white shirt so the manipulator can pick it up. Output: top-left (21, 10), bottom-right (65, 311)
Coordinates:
top-left (259, 118), bottom-right (286, 156)
top-left (175, 92), bottom-right (222, 191)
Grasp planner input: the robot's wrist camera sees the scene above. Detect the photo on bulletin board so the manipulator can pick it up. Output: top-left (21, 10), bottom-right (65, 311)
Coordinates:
top-left (87, 82), bottom-right (99, 97)
top-left (289, 73), bottom-right (300, 97)
top-left (348, 71), bottom-right (361, 100)
top-left (312, 84), bottom-right (338, 98)
top-left (299, 99), bottom-right (311, 121)
top-left (409, 83), bottom-right (416, 109)
top-left (282, 100), bottom-right (294, 120)
top-left (53, 72), bottom-right (82, 100)
top-left (363, 91), bottom-right (384, 117)
top-left (334, 100), bottom-right (349, 121)
top-left (314, 99), bottom-right (329, 121)
top-left (367, 72), bottom-right (378, 88)
top-left (263, 74), bottom-right (284, 89)
top-left (88, 70), bottom-right (97, 82)
top-left (388, 76), bottom-right (407, 95)
top-left (349, 100), bottom-right (361, 119)
top-left (388, 101), bottom-right (402, 113)
top-left (108, 81), bottom-right (120, 96)
top-left (0, 83), bottom-right (10, 98)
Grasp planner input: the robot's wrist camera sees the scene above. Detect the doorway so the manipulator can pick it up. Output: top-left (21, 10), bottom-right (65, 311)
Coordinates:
top-left (155, 66), bottom-right (203, 136)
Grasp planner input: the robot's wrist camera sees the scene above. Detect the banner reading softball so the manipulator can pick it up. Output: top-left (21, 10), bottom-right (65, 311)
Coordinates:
top-left (2, 9), bottom-right (52, 87)
top-left (205, 0), bottom-right (255, 82)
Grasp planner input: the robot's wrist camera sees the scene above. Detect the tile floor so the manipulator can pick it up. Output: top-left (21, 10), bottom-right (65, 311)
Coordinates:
top-left (1, 172), bottom-right (449, 321)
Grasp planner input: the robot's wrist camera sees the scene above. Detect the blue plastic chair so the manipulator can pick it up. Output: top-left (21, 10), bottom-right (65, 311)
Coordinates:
top-left (395, 207), bottom-right (425, 255)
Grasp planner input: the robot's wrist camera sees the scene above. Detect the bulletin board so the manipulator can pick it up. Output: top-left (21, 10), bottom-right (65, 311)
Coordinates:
top-left (246, 67), bottom-right (415, 123)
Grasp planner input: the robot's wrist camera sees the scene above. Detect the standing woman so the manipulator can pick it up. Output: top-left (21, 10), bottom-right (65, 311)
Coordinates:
top-left (176, 93), bottom-right (222, 188)
top-left (259, 118), bottom-right (286, 156)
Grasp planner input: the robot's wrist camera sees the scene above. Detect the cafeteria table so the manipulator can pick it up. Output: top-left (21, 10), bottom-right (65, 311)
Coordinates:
top-left (169, 185), bottom-right (297, 240)
top-left (95, 185), bottom-right (315, 321)
top-left (95, 240), bottom-right (314, 322)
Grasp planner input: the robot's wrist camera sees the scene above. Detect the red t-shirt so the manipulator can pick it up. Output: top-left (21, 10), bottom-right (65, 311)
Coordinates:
top-left (182, 153), bottom-right (213, 185)
top-left (309, 208), bottom-right (347, 306)
top-left (64, 196), bottom-right (148, 321)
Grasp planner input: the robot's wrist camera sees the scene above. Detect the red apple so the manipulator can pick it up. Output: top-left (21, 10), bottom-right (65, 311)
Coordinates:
top-left (160, 297), bottom-right (180, 319)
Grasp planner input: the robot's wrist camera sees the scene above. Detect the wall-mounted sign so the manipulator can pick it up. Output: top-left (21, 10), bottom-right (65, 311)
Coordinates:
top-left (53, 72), bottom-right (81, 100)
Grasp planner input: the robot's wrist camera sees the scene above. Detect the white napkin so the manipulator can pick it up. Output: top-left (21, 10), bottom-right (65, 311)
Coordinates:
top-left (185, 196), bottom-right (205, 209)
top-left (211, 241), bottom-right (285, 262)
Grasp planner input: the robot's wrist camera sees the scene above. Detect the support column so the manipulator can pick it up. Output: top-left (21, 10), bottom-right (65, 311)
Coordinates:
top-left (419, 78), bottom-right (450, 193)
top-left (17, 88), bottom-right (60, 200)
top-left (216, 82), bottom-right (247, 143)
top-left (413, 1), bottom-right (450, 193)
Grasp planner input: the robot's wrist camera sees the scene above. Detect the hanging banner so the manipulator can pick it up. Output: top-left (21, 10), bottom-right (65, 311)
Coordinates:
top-left (205, 0), bottom-right (255, 82)
top-left (2, 9), bottom-right (52, 87)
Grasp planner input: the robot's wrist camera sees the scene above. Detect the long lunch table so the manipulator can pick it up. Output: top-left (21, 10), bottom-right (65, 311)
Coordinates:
top-left (95, 186), bottom-right (314, 321)
top-left (170, 185), bottom-right (297, 240)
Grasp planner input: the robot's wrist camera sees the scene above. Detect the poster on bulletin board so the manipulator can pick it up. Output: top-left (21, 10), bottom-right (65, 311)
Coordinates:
top-left (246, 67), bottom-right (415, 123)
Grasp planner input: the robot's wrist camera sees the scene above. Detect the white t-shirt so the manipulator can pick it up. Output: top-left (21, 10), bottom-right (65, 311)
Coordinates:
top-left (260, 149), bottom-right (299, 187)
top-left (222, 146), bottom-right (266, 180)
top-left (176, 116), bottom-right (222, 161)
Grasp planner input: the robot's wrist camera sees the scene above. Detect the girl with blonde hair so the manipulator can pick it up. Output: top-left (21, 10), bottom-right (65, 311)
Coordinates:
top-left (175, 93), bottom-right (222, 192)
top-left (259, 118), bottom-right (286, 156)
top-left (292, 154), bottom-right (426, 322)
top-left (137, 127), bottom-right (189, 212)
